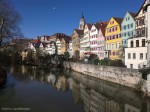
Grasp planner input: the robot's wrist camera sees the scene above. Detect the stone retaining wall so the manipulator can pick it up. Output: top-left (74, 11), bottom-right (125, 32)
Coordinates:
top-left (64, 62), bottom-right (142, 89)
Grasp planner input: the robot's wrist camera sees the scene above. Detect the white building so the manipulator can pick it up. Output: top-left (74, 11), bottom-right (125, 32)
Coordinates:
top-left (90, 23), bottom-right (100, 55)
top-left (125, 0), bottom-right (149, 69)
top-left (125, 37), bottom-right (147, 69)
top-left (80, 23), bottom-right (92, 58)
top-left (68, 39), bottom-right (73, 57)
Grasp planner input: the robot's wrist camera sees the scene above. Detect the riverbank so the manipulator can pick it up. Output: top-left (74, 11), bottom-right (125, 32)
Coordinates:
top-left (64, 61), bottom-right (150, 96)
top-left (0, 66), bottom-right (7, 86)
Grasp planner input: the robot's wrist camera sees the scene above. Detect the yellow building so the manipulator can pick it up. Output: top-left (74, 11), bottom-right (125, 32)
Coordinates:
top-left (105, 17), bottom-right (123, 60)
top-left (55, 33), bottom-right (70, 55)
top-left (71, 29), bottom-right (83, 56)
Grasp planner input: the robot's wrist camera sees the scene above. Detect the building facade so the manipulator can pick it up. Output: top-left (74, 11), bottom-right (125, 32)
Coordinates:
top-left (125, 0), bottom-right (149, 69)
top-left (80, 23), bottom-right (92, 58)
top-left (90, 23), bottom-right (100, 55)
top-left (97, 22), bottom-right (108, 60)
top-left (71, 29), bottom-right (83, 57)
top-left (105, 17), bottom-right (123, 60)
top-left (121, 12), bottom-right (136, 48)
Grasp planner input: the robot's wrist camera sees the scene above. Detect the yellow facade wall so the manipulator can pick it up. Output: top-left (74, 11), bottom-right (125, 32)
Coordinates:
top-left (105, 17), bottom-right (122, 60)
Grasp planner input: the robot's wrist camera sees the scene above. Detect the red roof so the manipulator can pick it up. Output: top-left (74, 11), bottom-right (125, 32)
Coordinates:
top-left (31, 39), bottom-right (40, 43)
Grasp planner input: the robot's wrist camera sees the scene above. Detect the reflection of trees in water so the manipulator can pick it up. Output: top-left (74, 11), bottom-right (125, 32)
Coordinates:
top-left (8, 66), bottom-right (150, 112)
top-left (10, 65), bottom-right (69, 91)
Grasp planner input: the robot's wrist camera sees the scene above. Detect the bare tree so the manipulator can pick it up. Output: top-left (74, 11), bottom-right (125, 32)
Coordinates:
top-left (0, 0), bottom-right (22, 47)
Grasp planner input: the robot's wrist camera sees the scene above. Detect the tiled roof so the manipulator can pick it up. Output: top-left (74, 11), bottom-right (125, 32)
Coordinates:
top-left (74, 29), bottom-right (84, 36)
top-left (86, 23), bottom-right (92, 30)
top-left (94, 23), bottom-right (100, 30)
top-left (100, 21), bottom-right (109, 36)
top-left (113, 17), bottom-right (123, 25)
top-left (129, 12), bottom-right (136, 18)
top-left (31, 39), bottom-right (40, 43)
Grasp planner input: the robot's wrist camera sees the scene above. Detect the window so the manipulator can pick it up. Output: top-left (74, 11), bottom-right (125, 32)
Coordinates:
top-left (113, 52), bottom-right (115, 56)
top-left (124, 40), bottom-right (126, 44)
top-left (131, 23), bottom-right (133, 28)
top-left (128, 53), bottom-right (131, 59)
top-left (116, 27), bottom-right (117, 31)
top-left (136, 40), bottom-right (139, 47)
top-left (142, 39), bottom-right (145, 47)
top-left (124, 33), bottom-right (126, 37)
top-left (142, 30), bottom-right (145, 35)
top-left (127, 24), bottom-right (130, 29)
top-left (133, 53), bottom-right (136, 59)
top-left (128, 17), bottom-right (130, 20)
top-left (130, 64), bottom-right (133, 69)
top-left (140, 53), bottom-right (143, 60)
top-left (128, 32), bottom-right (130, 36)
top-left (112, 27), bottom-right (114, 32)
top-left (131, 41), bottom-right (134, 47)
top-left (124, 25), bottom-right (126, 30)
top-left (146, 53), bottom-right (147, 59)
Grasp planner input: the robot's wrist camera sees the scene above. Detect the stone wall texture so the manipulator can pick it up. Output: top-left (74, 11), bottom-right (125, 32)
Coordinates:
top-left (64, 62), bottom-right (142, 89)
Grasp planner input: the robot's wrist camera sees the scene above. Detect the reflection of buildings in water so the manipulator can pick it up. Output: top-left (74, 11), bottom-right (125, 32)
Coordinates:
top-left (80, 83), bottom-right (122, 112)
top-left (72, 80), bottom-right (80, 104)
top-left (80, 84), bottom-right (90, 112)
top-left (125, 104), bottom-right (140, 112)
top-left (46, 73), bottom-right (56, 85)
top-left (70, 71), bottom-right (148, 112)
top-left (21, 65), bottom-right (26, 74)
top-left (68, 78), bottom-right (74, 90)
top-left (56, 76), bottom-right (68, 91)
top-left (106, 100), bottom-right (121, 112)
top-left (148, 101), bottom-right (150, 112)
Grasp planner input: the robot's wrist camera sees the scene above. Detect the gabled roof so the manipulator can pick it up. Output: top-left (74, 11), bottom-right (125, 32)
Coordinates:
top-left (113, 17), bottom-right (123, 25)
top-left (99, 21), bottom-right (109, 36)
top-left (31, 39), bottom-right (40, 43)
top-left (74, 29), bottom-right (84, 36)
top-left (129, 12), bottom-right (136, 18)
top-left (93, 23), bottom-right (100, 30)
top-left (86, 23), bottom-right (92, 30)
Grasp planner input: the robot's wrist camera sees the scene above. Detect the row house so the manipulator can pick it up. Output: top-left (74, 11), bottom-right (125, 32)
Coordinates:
top-left (67, 39), bottom-right (73, 58)
top-left (28, 33), bottom-right (71, 55)
top-left (105, 17), bottom-right (123, 60)
top-left (97, 22), bottom-right (108, 60)
top-left (125, 0), bottom-right (150, 69)
top-left (90, 23), bottom-right (100, 56)
top-left (121, 12), bottom-right (136, 62)
top-left (71, 29), bottom-right (83, 56)
top-left (80, 23), bottom-right (92, 58)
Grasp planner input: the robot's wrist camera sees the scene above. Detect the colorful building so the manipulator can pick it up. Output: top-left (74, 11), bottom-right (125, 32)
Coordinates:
top-left (125, 0), bottom-right (149, 69)
top-left (80, 23), bottom-right (92, 58)
top-left (71, 29), bottom-right (83, 56)
top-left (97, 21), bottom-right (108, 60)
top-left (121, 12), bottom-right (136, 48)
top-left (90, 23), bottom-right (100, 55)
top-left (105, 17), bottom-right (123, 60)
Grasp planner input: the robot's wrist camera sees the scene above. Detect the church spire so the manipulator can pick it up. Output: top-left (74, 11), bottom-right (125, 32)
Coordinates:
top-left (81, 11), bottom-right (84, 18)
top-left (79, 11), bottom-right (85, 30)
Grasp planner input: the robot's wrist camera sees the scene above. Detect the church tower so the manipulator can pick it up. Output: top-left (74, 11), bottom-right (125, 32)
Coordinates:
top-left (79, 12), bottom-right (85, 30)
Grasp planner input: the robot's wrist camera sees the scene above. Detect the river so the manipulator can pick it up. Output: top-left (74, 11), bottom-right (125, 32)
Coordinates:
top-left (0, 65), bottom-right (150, 112)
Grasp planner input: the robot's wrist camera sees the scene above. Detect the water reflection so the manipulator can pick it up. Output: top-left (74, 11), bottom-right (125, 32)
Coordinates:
top-left (1, 65), bottom-right (150, 112)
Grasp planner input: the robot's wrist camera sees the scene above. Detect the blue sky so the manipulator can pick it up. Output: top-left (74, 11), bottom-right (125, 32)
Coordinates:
top-left (11, 0), bottom-right (144, 38)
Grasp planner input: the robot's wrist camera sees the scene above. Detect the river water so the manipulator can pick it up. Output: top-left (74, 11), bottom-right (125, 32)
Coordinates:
top-left (0, 65), bottom-right (150, 112)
